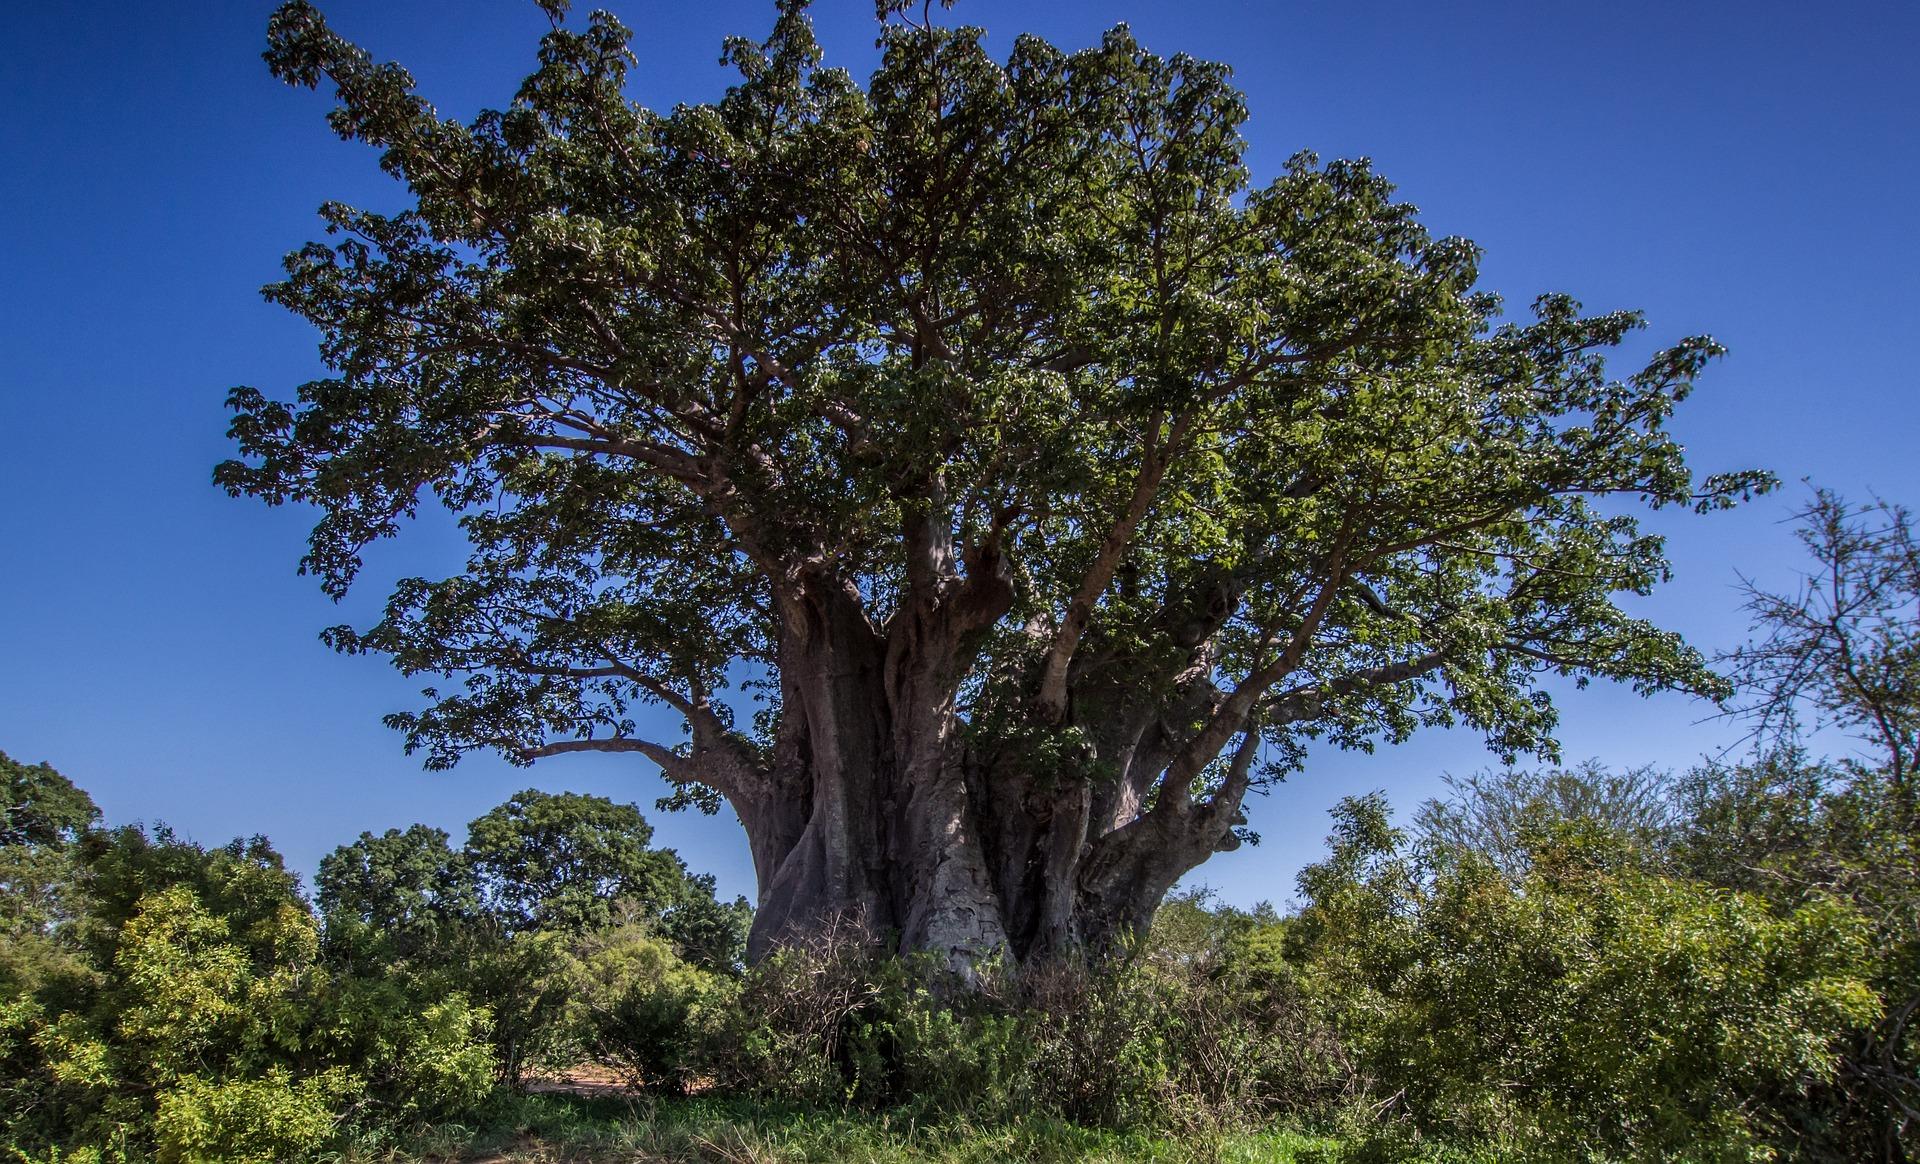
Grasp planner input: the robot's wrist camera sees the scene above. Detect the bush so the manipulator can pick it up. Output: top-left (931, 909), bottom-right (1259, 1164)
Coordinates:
top-left (690, 917), bottom-right (905, 1107)
top-left (685, 914), bottom-right (1348, 1133)
top-left (565, 924), bottom-right (722, 1091)
top-left (152, 1068), bottom-right (355, 1164)
top-left (308, 975), bottom-right (496, 1122)
top-left (1, 814), bottom-right (496, 1161)
top-left (1288, 794), bottom-right (1883, 1161)
top-left (687, 919), bottom-right (1036, 1113)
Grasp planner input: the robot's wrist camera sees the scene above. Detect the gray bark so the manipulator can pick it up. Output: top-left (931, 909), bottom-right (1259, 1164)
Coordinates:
top-left (738, 559), bottom-right (1269, 971)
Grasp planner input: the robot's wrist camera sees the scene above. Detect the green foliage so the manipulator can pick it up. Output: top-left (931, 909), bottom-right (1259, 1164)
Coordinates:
top-left (74, 826), bottom-right (306, 970)
top-left (305, 976), bottom-right (496, 1123)
top-left (224, 0), bottom-right (1767, 902)
top-left (658, 871), bottom-right (755, 973)
top-left (1699, 491), bottom-right (1920, 1158)
top-left (1, 753), bottom-right (100, 1001)
top-left (1280, 496), bottom-right (1920, 1161)
top-left (1288, 791), bottom-right (1884, 1161)
top-left (685, 918), bottom-right (1345, 1134)
top-left (1666, 752), bottom-right (1920, 1159)
top-left (0, 846), bottom-right (91, 990)
top-left (314, 822), bottom-right (473, 968)
top-left (464, 929), bottom-right (581, 1086)
top-left (112, 883), bottom-right (319, 1082)
top-left (3, 830), bottom-right (318, 1157)
top-left (464, 789), bottom-right (684, 934)
top-left (318, 790), bottom-right (742, 967)
top-left (1, 751), bottom-right (99, 849)
top-left (0, 815), bottom-right (499, 1161)
top-left (6, 741), bottom-right (1911, 1162)
top-left (312, 788), bottom-right (745, 1087)
top-left (151, 1068), bottom-right (353, 1164)
top-left (564, 924), bottom-right (729, 1091)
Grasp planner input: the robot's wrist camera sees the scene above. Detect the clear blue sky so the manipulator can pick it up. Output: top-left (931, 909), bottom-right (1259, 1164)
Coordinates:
top-left (2, 0), bottom-right (1914, 909)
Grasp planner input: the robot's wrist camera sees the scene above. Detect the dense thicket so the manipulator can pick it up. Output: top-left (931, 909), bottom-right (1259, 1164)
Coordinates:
top-left (1272, 493), bottom-right (1918, 1161)
top-left (7, 733), bottom-right (1912, 1161)
top-left (0, 772), bottom-right (745, 1161)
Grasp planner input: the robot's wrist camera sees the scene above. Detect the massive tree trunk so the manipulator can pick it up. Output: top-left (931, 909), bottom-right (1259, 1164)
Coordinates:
top-left (732, 546), bottom-right (1262, 970)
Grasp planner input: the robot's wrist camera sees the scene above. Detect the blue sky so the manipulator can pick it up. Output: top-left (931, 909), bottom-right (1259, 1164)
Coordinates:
top-left (2, 0), bottom-right (1914, 909)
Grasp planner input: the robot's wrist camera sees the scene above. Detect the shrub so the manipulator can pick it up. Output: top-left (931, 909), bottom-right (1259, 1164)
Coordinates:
top-left (308, 975), bottom-right (496, 1122)
top-left (684, 914), bottom-right (1348, 1133)
top-left (0, 817), bottom-right (489, 1161)
top-left (685, 919), bottom-right (1038, 1114)
top-left (152, 1068), bottom-right (355, 1164)
top-left (1288, 795), bottom-right (1883, 1161)
top-left (691, 916), bottom-right (899, 1107)
top-left (565, 924), bottom-right (721, 1091)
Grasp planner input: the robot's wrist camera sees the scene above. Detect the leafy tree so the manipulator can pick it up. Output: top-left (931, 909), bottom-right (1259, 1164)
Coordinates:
top-left (0, 753), bottom-right (99, 993)
top-left (75, 827), bottom-right (304, 970)
top-left (315, 822), bottom-right (475, 969)
top-left (464, 788), bottom-right (685, 933)
top-left (461, 788), bottom-right (689, 1083)
top-left (1667, 747), bottom-right (1839, 895)
top-left (3, 778), bottom-right (500, 1159)
top-left (6, 825), bottom-right (352, 1158)
top-left (1, 750), bottom-right (99, 849)
top-left (223, 0), bottom-right (1769, 964)
top-left (315, 789), bottom-right (741, 1083)
top-left (658, 871), bottom-right (754, 973)
top-left (318, 790), bottom-right (728, 959)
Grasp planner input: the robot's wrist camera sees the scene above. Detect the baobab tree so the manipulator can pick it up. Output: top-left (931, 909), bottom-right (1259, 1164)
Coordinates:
top-left (222, 0), bottom-right (1770, 966)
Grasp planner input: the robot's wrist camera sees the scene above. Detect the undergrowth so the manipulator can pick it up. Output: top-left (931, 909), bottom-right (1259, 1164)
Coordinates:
top-left (328, 1092), bottom-right (1343, 1164)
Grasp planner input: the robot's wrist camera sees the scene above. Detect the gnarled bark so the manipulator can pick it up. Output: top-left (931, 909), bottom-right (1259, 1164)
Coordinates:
top-left (736, 551), bottom-right (1290, 970)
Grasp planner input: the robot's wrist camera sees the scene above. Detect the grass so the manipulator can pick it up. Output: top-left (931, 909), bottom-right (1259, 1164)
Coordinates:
top-left (334, 1093), bottom-right (1342, 1164)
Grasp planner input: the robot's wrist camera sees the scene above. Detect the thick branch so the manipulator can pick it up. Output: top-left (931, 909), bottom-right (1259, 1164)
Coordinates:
top-left (1035, 412), bottom-right (1181, 721)
top-left (497, 433), bottom-right (705, 483)
top-left (518, 735), bottom-right (684, 772)
top-left (1264, 649), bottom-right (1450, 724)
top-left (1152, 547), bottom-right (1355, 800)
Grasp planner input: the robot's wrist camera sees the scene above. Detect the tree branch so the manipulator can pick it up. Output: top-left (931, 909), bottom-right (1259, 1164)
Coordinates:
top-left (1035, 411), bottom-right (1182, 721)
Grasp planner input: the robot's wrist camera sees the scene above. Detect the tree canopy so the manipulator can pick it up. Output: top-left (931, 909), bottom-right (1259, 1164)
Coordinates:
top-left (1, 751), bottom-right (99, 850)
top-left (223, 0), bottom-right (1769, 961)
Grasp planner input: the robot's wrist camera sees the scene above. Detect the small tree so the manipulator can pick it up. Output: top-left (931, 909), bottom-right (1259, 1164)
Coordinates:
top-left (0, 752), bottom-right (99, 968)
top-left (464, 788), bottom-right (685, 934)
top-left (315, 788), bottom-right (744, 1082)
top-left (1726, 489), bottom-right (1919, 814)
top-left (1415, 761), bottom-right (1675, 878)
top-left (1710, 491), bottom-right (1920, 1160)
top-left (1, 751), bottom-right (99, 850)
top-left (224, 0), bottom-right (1768, 964)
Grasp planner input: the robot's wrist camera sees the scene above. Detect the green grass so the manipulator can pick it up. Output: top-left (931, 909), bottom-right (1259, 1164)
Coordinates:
top-left (334, 1093), bottom-right (1342, 1163)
